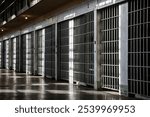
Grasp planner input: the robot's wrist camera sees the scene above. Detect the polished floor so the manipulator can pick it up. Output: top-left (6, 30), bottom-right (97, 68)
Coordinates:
top-left (0, 69), bottom-right (136, 100)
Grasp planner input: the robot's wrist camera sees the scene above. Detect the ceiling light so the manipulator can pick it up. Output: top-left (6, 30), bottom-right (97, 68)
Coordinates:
top-left (25, 16), bottom-right (28, 20)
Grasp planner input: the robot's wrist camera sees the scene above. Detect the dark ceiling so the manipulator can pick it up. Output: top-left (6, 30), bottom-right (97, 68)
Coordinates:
top-left (0, 0), bottom-right (85, 37)
top-left (0, 0), bottom-right (5, 5)
top-left (0, 0), bottom-right (14, 13)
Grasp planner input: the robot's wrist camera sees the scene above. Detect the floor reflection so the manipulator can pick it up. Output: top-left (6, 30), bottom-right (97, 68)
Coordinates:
top-left (0, 69), bottom-right (137, 100)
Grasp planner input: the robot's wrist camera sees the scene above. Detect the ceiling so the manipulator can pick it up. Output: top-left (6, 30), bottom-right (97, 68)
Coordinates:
top-left (0, 0), bottom-right (14, 12)
top-left (0, 0), bottom-right (5, 5)
top-left (0, 0), bottom-right (84, 37)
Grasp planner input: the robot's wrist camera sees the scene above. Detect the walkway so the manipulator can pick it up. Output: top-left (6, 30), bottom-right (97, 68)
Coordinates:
top-left (0, 69), bottom-right (135, 100)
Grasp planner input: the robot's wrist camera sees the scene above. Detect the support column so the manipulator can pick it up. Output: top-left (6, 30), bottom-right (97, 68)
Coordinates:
top-left (26, 34), bottom-right (29, 74)
top-left (18, 34), bottom-right (21, 72)
top-left (69, 20), bottom-right (74, 84)
top-left (42, 29), bottom-right (45, 76)
top-left (94, 9), bottom-right (100, 90)
top-left (55, 23), bottom-right (58, 81)
top-left (119, 2), bottom-right (128, 96)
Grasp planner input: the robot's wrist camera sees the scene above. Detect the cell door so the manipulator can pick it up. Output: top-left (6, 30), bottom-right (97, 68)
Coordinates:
top-left (26, 33), bottom-right (34, 74)
top-left (16, 37), bottom-right (20, 72)
top-left (98, 5), bottom-right (119, 91)
top-left (36, 29), bottom-right (45, 76)
top-left (45, 25), bottom-right (55, 78)
top-left (73, 12), bottom-right (94, 86)
top-left (128, 0), bottom-right (150, 98)
top-left (21, 35), bottom-right (26, 73)
top-left (12, 38), bottom-right (16, 70)
top-left (3, 41), bottom-right (6, 68)
top-left (57, 21), bottom-right (69, 80)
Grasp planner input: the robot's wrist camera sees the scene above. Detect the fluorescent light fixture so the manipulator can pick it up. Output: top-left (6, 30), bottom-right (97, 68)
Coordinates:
top-left (2, 21), bottom-right (6, 25)
top-left (11, 14), bottom-right (16, 20)
top-left (35, 25), bottom-right (42, 30)
top-left (64, 13), bottom-right (75, 20)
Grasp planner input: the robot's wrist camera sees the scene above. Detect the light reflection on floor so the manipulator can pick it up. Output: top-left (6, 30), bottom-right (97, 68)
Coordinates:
top-left (0, 89), bottom-right (16, 93)
top-left (0, 69), bottom-right (137, 100)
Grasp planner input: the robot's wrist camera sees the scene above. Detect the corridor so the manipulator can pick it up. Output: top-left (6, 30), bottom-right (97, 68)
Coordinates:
top-left (0, 69), bottom-right (135, 100)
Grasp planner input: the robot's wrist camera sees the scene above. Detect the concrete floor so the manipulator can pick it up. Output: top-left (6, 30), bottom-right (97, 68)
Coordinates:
top-left (0, 69), bottom-right (135, 100)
